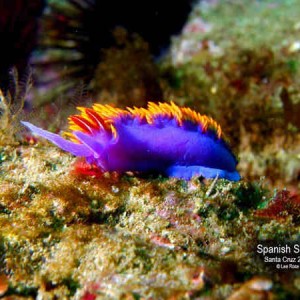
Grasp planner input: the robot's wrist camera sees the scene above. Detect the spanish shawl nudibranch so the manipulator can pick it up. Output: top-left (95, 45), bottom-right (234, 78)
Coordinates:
top-left (21, 102), bottom-right (240, 181)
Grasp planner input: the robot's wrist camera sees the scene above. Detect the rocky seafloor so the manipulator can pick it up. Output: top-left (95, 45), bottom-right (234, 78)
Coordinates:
top-left (0, 143), bottom-right (299, 299)
top-left (1, 0), bottom-right (300, 299)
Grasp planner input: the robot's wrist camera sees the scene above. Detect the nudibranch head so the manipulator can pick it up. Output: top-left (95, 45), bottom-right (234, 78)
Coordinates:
top-left (22, 102), bottom-right (240, 181)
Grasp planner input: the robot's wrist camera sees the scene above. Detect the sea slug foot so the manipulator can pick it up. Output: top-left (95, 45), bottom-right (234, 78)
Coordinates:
top-left (166, 165), bottom-right (241, 181)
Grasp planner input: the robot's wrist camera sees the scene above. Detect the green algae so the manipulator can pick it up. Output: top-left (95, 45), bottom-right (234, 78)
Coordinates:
top-left (232, 181), bottom-right (269, 211)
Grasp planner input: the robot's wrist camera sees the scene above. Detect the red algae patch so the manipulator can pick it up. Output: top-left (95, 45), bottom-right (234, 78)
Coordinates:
top-left (255, 190), bottom-right (300, 223)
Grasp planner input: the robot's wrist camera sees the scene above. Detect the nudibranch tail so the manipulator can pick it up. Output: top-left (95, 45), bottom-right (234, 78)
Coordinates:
top-left (22, 102), bottom-right (240, 181)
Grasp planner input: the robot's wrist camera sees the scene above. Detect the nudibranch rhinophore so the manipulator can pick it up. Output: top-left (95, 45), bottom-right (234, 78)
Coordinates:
top-left (22, 102), bottom-right (240, 181)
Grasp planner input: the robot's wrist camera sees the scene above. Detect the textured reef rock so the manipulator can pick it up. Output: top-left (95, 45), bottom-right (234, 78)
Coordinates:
top-left (0, 144), bottom-right (299, 298)
top-left (167, 0), bottom-right (300, 191)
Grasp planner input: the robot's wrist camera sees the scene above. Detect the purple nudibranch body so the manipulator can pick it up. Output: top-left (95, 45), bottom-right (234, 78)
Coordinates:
top-left (22, 102), bottom-right (240, 181)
